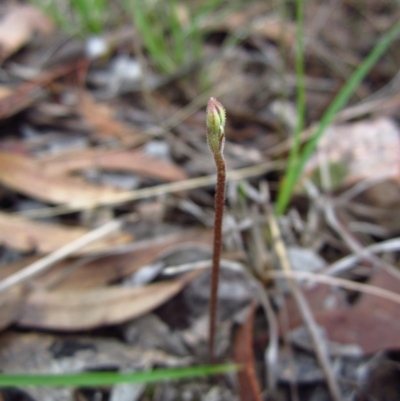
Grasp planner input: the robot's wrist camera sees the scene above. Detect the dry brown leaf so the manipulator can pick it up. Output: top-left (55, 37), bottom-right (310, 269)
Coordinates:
top-left (282, 269), bottom-right (400, 355)
top-left (40, 148), bottom-right (187, 182)
top-left (0, 212), bottom-right (132, 254)
top-left (18, 270), bottom-right (201, 330)
top-left (251, 17), bottom-right (296, 47)
top-left (234, 303), bottom-right (263, 401)
top-left (0, 256), bottom-right (39, 281)
top-left (39, 229), bottom-right (213, 290)
top-left (0, 152), bottom-right (129, 207)
top-left (0, 287), bottom-right (23, 331)
top-left (305, 117), bottom-right (400, 186)
top-left (79, 93), bottom-right (144, 145)
top-left (314, 269), bottom-right (400, 355)
top-left (0, 5), bottom-right (54, 61)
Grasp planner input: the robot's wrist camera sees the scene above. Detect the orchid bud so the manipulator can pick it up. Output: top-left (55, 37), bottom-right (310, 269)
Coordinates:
top-left (206, 97), bottom-right (226, 155)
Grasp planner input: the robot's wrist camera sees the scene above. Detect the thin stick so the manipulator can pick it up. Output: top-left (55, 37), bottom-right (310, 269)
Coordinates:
top-left (206, 97), bottom-right (227, 362)
top-left (163, 259), bottom-right (400, 307)
top-left (265, 199), bottom-right (342, 401)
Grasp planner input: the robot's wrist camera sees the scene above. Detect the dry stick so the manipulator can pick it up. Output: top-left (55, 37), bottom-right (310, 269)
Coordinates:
top-left (0, 219), bottom-right (122, 294)
top-left (265, 202), bottom-right (342, 401)
top-left (163, 259), bottom-right (400, 307)
top-left (206, 97), bottom-right (227, 362)
top-left (304, 181), bottom-right (400, 281)
top-left (265, 270), bottom-right (400, 306)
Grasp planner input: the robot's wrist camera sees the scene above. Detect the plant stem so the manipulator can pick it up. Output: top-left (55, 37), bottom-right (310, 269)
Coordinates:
top-left (206, 97), bottom-right (227, 362)
top-left (209, 152), bottom-right (226, 363)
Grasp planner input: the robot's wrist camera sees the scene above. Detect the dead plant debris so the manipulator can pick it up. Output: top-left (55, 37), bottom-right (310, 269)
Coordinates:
top-left (0, 1), bottom-right (399, 400)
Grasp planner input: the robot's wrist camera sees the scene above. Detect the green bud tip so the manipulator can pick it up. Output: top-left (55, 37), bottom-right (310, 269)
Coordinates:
top-left (206, 97), bottom-right (226, 155)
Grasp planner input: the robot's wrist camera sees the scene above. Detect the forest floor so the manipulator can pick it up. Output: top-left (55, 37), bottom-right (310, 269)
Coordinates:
top-left (0, 1), bottom-right (400, 401)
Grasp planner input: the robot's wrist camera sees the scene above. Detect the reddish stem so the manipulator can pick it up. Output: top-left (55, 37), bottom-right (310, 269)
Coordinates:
top-left (209, 152), bottom-right (226, 363)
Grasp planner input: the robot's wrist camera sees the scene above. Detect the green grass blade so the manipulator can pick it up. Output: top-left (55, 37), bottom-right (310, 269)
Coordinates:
top-left (0, 365), bottom-right (239, 387)
top-left (127, 0), bottom-right (174, 73)
top-left (276, 20), bottom-right (400, 215)
top-left (275, 0), bottom-right (305, 215)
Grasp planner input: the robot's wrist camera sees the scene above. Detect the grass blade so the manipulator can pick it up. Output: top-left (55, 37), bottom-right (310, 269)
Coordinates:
top-left (276, 0), bottom-right (305, 215)
top-left (276, 20), bottom-right (400, 215)
top-left (0, 364), bottom-right (239, 387)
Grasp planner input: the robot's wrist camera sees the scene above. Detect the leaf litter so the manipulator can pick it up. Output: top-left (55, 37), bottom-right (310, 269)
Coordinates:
top-left (0, 1), bottom-right (399, 400)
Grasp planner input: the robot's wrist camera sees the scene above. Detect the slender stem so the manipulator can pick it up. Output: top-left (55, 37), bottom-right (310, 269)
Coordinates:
top-left (209, 152), bottom-right (226, 362)
top-left (206, 97), bottom-right (227, 362)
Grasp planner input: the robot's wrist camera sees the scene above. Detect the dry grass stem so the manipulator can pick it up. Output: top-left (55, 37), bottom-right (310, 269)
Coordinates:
top-left (266, 203), bottom-right (342, 401)
top-left (16, 161), bottom-right (284, 219)
top-left (326, 236), bottom-right (400, 276)
top-left (266, 270), bottom-right (400, 306)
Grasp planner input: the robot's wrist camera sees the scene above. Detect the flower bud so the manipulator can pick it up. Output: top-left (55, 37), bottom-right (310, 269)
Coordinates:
top-left (206, 97), bottom-right (226, 155)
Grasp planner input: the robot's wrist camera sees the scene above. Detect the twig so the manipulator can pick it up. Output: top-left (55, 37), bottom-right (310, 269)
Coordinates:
top-left (0, 219), bottom-right (122, 294)
top-left (325, 236), bottom-right (400, 276)
top-left (304, 180), bottom-right (400, 282)
top-left (162, 259), bottom-right (400, 307)
top-left (265, 270), bottom-right (400, 306)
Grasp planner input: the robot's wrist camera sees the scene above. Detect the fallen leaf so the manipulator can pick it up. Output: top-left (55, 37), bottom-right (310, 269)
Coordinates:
top-left (315, 269), bottom-right (400, 354)
top-left (18, 270), bottom-right (201, 330)
top-left (282, 269), bottom-right (400, 355)
top-left (234, 303), bottom-right (263, 401)
top-left (305, 117), bottom-right (400, 186)
top-left (0, 287), bottom-right (23, 330)
top-left (281, 280), bottom-right (348, 330)
top-left (251, 16), bottom-right (296, 47)
top-left (39, 229), bottom-right (213, 290)
top-left (0, 152), bottom-right (128, 207)
top-left (0, 212), bottom-right (132, 254)
top-left (79, 92), bottom-right (144, 145)
top-left (0, 5), bottom-right (54, 61)
top-left (0, 256), bottom-right (39, 281)
top-left (40, 148), bottom-right (187, 182)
